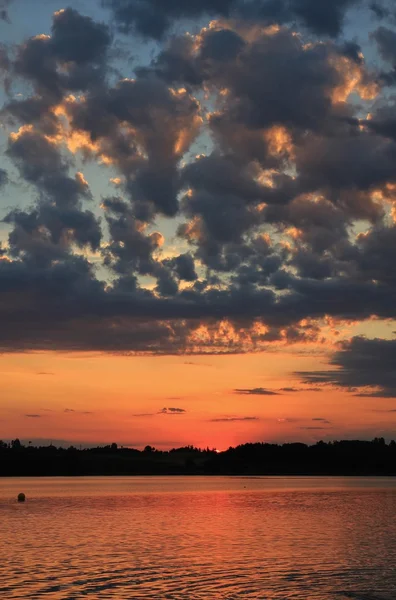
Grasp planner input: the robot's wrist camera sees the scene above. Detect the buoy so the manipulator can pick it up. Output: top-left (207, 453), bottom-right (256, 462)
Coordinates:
top-left (17, 493), bottom-right (26, 503)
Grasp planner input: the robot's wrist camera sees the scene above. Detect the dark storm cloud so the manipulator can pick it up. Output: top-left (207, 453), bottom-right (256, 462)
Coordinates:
top-left (294, 133), bottom-right (396, 220)
top-left (0, 0), bottom-right (11, 22)
top-left (298, 337), bottom-right (396, 397)
top-left (149, 23), bottom-right (383, 251)
top-left (210, 30), bottom-right (352, 134)
top-left (181, 189), bottom-right (263, 247)
top-left (0, 44), bottom-right (9, 71)
top-left (1, 258), bottom-right (395, 353)
top-left (234, 388), bottom-right (281, 396)
top-left (5, 205), bottom-right (102, 263)
top-left (0, 168), bottom-right (8, 188)
top-left (351, 225), bottom-right (396, 285)
top-left (4, 123), bottom-right (102, 266)
top-left (372, 26), bottom-right (396, 64)
top-left (102, 197), bottom-right (183, 295)
top-left (181, 155), bottom-right (269, 205)
top-left (165, 254), bottom-right (198, 282)
top-left (369, 1), bottom-right (389, 19)
top-left (367, 102), bottom-right (396, 139)
top-left (13, 8), bottom-right (111, 101)
top-left (153, 25), bottom-right (359, 136)
top-left (103, 0), bottom-right (361, 39)
top-left (102, 196), bottom-right (163, 275)
top-left (2, 3), bottom-right (396, 359)
top-left (2, 219), bottom-right (396, 353)
top-left (6, 128), bottom-right (92, 210)
top-left (69, 76), bottom-right (201, 218)
top-left (272, 277), bottom-right (396, 323)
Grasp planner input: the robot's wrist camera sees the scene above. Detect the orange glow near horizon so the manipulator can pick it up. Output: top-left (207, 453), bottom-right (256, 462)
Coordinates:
top-left (1, 348), bottom-right (396, 450)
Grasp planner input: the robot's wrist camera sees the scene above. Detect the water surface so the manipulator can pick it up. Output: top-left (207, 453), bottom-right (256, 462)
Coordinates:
top-left (1, 476), bottom-right (395, 599)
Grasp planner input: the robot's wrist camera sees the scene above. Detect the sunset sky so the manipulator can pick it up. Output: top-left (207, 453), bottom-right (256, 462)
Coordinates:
top-left (1, 0), bottom-right (396, 449)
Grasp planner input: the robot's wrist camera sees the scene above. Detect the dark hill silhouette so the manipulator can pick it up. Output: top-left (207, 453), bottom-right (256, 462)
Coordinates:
top-left (1, 438), bottom-right (396, 476)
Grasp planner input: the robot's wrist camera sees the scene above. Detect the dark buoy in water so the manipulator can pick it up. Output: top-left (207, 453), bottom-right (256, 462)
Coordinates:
top-left (17, 493), bottom-right (26, 503)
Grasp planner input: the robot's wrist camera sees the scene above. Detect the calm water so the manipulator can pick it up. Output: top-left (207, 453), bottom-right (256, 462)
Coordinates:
top-left (1, 477), bottom-right (396, 599)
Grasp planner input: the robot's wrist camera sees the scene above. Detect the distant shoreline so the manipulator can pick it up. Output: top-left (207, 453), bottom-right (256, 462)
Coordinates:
top-left (2, 473), bottom-right (396, 478)
top-left (2, 438), bottom-right (396, 477)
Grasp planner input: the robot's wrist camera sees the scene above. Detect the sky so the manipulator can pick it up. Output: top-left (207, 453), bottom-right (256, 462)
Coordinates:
top-left (1, 0), bottom-right (396, 449)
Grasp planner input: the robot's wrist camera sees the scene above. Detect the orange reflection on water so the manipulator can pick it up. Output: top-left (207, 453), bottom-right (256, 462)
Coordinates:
top-left (2, 477), bottom-right (396, 598)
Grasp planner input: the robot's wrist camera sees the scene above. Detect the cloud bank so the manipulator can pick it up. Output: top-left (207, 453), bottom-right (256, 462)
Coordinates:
top-left (0, 0), bottom-right (395, 370)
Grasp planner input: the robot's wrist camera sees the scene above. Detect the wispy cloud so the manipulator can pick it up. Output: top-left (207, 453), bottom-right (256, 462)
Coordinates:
top-left (184, 361), bottom-right (213, 367)
top-left (279, 387), bottom-right (323, 393)
top-left (235, 388), bottom-right (281, 396)
top-left (159, 407), bottom-right (186, 415)
top-left (209, 416), bottom-right (259, 423)
top-left (25, 414), bottom-right (42, 418)
top-left (300, 427), bottom-right (328, 431)
top-left (133, 408), bottom-right (187, 417)
top-left (133, 413), bottom-right (156, 417)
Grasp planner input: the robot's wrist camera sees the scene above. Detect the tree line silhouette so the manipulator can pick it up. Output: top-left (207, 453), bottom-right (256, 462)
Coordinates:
top-left (1, 438), bottom-right (396, 476)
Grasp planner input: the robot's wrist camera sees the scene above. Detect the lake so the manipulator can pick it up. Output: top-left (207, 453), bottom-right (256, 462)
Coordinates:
top-left (1, 476), bottom-right (396, 599)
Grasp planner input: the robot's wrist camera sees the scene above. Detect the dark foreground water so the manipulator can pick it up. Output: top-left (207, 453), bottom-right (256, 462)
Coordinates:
top-left (1, 476), bottom-right (396, 599)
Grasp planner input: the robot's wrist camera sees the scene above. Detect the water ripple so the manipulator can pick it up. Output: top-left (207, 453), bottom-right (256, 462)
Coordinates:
top-left (1, 477), bottom-right (396, 599)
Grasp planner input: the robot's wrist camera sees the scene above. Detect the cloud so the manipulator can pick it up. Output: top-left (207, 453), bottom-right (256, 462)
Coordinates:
top-left (104, 0), bottom-right (363, 39)
top-left (300, 426), bottom-right (328, 430)
top-left (210, 416), bottom-right (259, 422)
top-left (159, 407), bottom-right (187, 414)
top-left (25, 414), bottom-right (42, 418)
top-left (279, 387), bottom-right (323, 393)
top-left (0, 4), bottom-right (395, 362)
top-left (297, 337), bottom-right (396, 398)
top-left (132, 413), bottom-right (156, 417)
top-left (0, 0), bottom-right (12, 22)
top-left (372, 26), bottom-right (396, 64)
top-left (312, 418), bottom-right (331, 424)
top-left (0, 168), bottom-right (8, 188)
top-left (69, 77), bottom-right (201, 220)
top-left (12, 8), bottom-right (111, 102)
top-left (64, 408), bottom-right (94, 415)
top-left (234, 388), bottom-right (281, 396)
